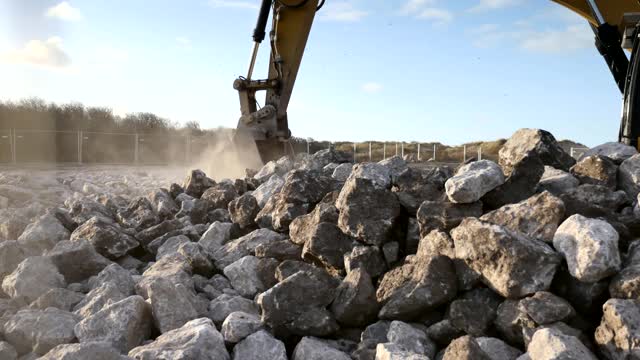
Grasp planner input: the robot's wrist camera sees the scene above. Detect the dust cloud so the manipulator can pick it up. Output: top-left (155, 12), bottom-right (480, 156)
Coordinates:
top-left (187, 136), bottom-right (264, 181)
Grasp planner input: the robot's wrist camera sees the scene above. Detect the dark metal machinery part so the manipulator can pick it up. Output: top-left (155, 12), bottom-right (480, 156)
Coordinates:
top-left (620, 26), bottom-right (640, 148)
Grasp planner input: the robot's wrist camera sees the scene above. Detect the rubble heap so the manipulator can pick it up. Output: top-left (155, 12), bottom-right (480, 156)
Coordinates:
top-left (1, 129), bottom-right (640, 360)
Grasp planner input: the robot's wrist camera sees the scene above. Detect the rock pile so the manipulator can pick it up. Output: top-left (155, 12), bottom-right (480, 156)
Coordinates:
top-left (1, 129), bottom-right (640, 359)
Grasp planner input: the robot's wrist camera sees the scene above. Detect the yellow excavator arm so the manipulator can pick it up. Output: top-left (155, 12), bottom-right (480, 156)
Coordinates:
top-left (235, 0), bottom-right (640, 162)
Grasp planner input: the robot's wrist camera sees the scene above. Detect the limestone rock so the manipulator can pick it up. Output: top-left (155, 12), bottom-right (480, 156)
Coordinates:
top-left (74, 295), bottom-right (153, 353)
top-left (570, 154), bottom-right (617, 189)
top-left (2, 256), bottom-right (66, 304)
top-left (148, 278), bottom-right (199, 334)
top-left (553, 214), bottom-right (621, 282)
top-left (221, 311), bottom-right (263, 343)
top-left (4, 308), bottom-right (78, 355)
top-left (17, 214), bottom-right (69, 257)
top-left (128, 318), bottom-right (229, 360)
top-left (232, 330), bottom-right (287, 360)
top-left (70, 216), bottom-right (139, 260)
top-left (445, 160), bottom-right (505, 204)
top-left (452, 218), bottom-right (561, 298)
top-left (528, 328), bottom-right (597, 360)
top-left (595, 299), bottom-right (640, 360)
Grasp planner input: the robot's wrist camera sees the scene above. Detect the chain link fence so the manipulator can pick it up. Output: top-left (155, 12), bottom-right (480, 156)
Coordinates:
top-left (0, 128), bottom-right (594, 166)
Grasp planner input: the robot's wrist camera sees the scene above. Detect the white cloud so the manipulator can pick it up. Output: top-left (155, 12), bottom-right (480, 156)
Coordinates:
top-left (45, 2), bottom-right (83, 21)
top-left (469, 0), bottom-right (522, 12)
top-left (400, 0), bottom-right (434, 15)
top-left (320, 2), bottom-right (368, 22)
top-left (520, 24), bottom-right (592, 54)
top-left (399, 0), bottom-right (452, 25)
top-left (209, 0), bottom-right (258, 10)
top-left (362, 82), bottom-right (383, 93)
top-left (176, 37), bottom-right (192, 47)
top-left (469, 21), bottom-right (592, 54)
top-left (417, 8), bottom-right (453, 25)
top-left (0, 37), bottom-right (71, 68)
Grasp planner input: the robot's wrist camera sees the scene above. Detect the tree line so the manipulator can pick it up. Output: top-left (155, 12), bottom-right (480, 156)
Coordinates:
top-left (0, 98), bottom-right (217, 136)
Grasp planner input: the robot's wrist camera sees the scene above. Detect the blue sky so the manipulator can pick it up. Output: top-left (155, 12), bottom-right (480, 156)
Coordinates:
top-left (0, 0), bottom-right (624, 146)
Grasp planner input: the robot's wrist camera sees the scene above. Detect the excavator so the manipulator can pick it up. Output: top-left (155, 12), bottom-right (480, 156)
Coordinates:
top-left (233, 0), bottom-right (640, 163)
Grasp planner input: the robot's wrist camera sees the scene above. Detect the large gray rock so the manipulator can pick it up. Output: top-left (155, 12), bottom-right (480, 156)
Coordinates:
top-left (290, 202), bottom-right (339, 246)
top-left (156, 235), bottom-right (190, 260)
top-left (452, 218), bottom-right (561, 298)
top-left (344, 246), bottom-right (387, 278)
top-left (553, 214), bottom-right (621, 282)
top-left (610, 264), bottom-right (640, 299)
top-left (379, 156), bottom-right (409, 183)
top-left (29, 288), bottom-right (84, 312)
top-left (39, 342), bottom-right (129, 360)
top-left (292, 337), bottom-right (351, 360)
top-left (416, 200), bottom-right (482, 238)
top-left (483, 151), bottom-right (545, 210)
top-left (330, 268), bottom-right (379, 327)
top-left (74, 295), bottom-right (153, 353)
top-left (147, 188), bottom-right (178, 219)
top-left (392, 166), bottom-right (452, 214)
top-left (128, 318), bottom-right (229, 360)
top-left (375, 343), bottom-right (430, 360)
top-left (73, 282), bottom-right (125, 319)
top-left (221, 311), bottom-right (263, 343)
top-left (377, 256), bottom-right (457, 320)
top-left (258, 271), bottom-right (338, 337)
top-left (182, 169), bottom-right (215, 198)
top-left (537, 166), bottom-right (579, 195)
top-left (148, 278), bottom-right (199, 334)
top-left (446, 288), bottom-right (502, 337)
top-left (208, 294), bottom-right (260, 325)
top-left (177, 241), bottom-right (214, 276)
top-left (212, 228), bottom-right (286, 270)
top-left (528, 328), bottom-right (597, 360)
top-left (17, 214), bottom-right (69, 257)
top-left (88, 264), bottom-right (135, 296)
top-left (481, 191), bottom-right (564, 243)
top-left (3, 308), bottom-right (78, 355)
top-left (442, 335), bottom-right (491, 360)
top-left (70, 216), bottom-right (139, 260)
top-left (223, 256), bottom-right (268, 298)
top-left (518, 291), bottom-right (575, 325)
top-left (117, 197), bottom-right (159, 231)
top-left (229, 194), bottom-right (259, 228)
top-left (498, 129), bottom-right (575, 176)
top-left (582, 142), bottom-right (637, 164)
top-left (494, 299), bottom-right (537, 346)
top-left (476, 337), bottom-right (523, 360)
top-left (202, 182), bottom-right (238, 210)
top-left (386, 321), bottom-right (437, 359)
top-left (332, 163), bottom-right (354, 182)
top-left (255, 170), bottom-right (332, 231)
top-left (252, 175), bottom-right (285, 208)
top-left (135, 254), bottom-right (194, 299)
top-left (199, 221), bottom-right (235, 254)
top-left (254, 157), bottom-right (293, 182)
top-left (560, 184), bottom-right (629, 219)
top-left (336, 176), bottom-right (401, 246)
top-left (445, 160), bottom-right (505, 204)
top-left (2, 256), bottom-right (66, 304)
top-left (46, 239), bottom-right (113, 283)
top-left (595, 299), bottom-right (640, 360)
top-left (0, 342), bottom-right (17, 360)
top-left (619, 153), bottom-right (640, 198)
top-left (348, 163), bottom-right (392, 190)
top-left (302, 222), bottom-right (355, 271)
top-left (571, 154), bottom-right (617, 189)
top-left (0, 242), bottom-right (27, 280)
top-left (232, 330), bottom-right (287, 360)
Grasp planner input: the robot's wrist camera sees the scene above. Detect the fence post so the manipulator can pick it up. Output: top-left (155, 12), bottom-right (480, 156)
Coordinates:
top-left (78, 131), bottom-right (83, 164)
top-left (417, 143), bottom-right (421, 161)
top-left (478, 147), bottom-right (482, 160)
top-left (396, 143), bottom-right (398, 156)
top-left (383, 143), bottom-right (387, 160)
top-left (11, 128), bottom-right (16, 164)
top-left (463, 145), bottom-right (467, 163)
top-left (307, 140), bottom-right (310, 155)
top-left (433, 144), bottom-right (437, 162)
top-left (401, 142), bottom-right (405, 158)
top-left (353, 143), bottom-right (357, 163)
top-left (134, 134), bottom-right (140, 164)
top-left (369, 142), bottom-right (372, 162)
top-left (570, 147), bottom-right (574, 158)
